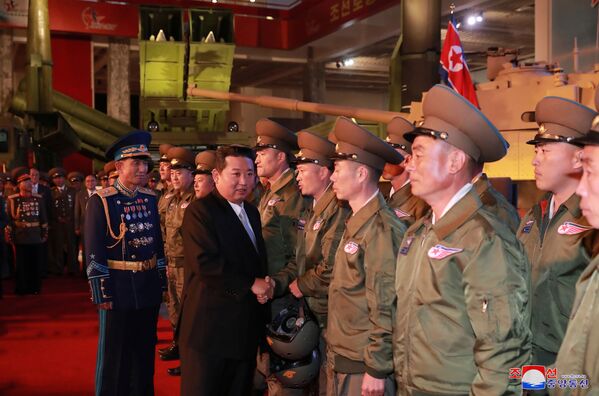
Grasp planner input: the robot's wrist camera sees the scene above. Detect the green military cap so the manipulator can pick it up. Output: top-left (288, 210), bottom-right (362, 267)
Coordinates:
top-left (149, 171), bottom-right (160, 182)
top-left (96, 170), bottom-right (108, 180)
top-left (405, 84), bottom-right (507, 163)
top-left (255, 118), bottom-right (298, 154)
top-left (386, 116), bottom-right (415, 154)
top-left (49, 167), bottom-right (67, 179)
top-left (67, 171), bottom-right (84, 183)
top-left (525, 96), bottom-right (597, 146)
top-left (104, 161), bottom-right (118, 179)
top-left (159, 144), bottom-right (173, 163)
top-left (12, 167), bottom-right (31, 183)
top-left (167, 147), bottom-right (195, 170)
top-left (331, 117), bottom-right (403, 171)
top-left (296, 131), bottom-right (335, 168)
top-left (193, 150), bottom-right (216, 175)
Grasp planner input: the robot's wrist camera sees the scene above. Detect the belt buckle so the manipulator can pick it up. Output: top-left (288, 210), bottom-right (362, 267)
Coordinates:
top-left (141, 260), bottom-right (151, 271)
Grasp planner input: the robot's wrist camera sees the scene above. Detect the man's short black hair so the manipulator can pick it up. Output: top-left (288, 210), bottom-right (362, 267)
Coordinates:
top-left (215, 145), bottom-right (255, 172)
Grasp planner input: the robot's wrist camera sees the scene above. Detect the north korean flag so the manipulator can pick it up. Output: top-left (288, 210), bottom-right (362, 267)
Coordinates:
top-left (440, 21), bottom-right (480, 108)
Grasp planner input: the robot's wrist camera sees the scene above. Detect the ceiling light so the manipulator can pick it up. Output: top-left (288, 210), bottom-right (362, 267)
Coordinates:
top-left (467, 16), bottom-right (476, 26)
top-left (250, 0), bottom-right (256, 2)
top-left (266, 16), bottom-right (274, 20)
top-left (476, 15), bottom-right (483, 22)
top-left (344, 58), bottom-right (354, 66)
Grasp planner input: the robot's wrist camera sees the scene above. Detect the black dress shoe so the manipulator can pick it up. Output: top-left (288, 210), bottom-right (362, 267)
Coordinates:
top-left (158, 341), bottom-right (175, 355)
top-left (167, 366), bottom-right (181, 376)
top-left (159, 344), bottom-right (179, 361)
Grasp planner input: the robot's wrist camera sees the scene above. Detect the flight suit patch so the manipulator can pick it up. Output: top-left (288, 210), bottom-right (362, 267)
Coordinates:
top-left (399, 236), bottom-right (415, 255)
top-left (344, 241), bottom-right (359, 255)
top-left (394, 208), bottom-right (410, 218)
top-left (267, 198), bottom-right (281, 207)
top-left (521, 220), bottom-right (534, 234)
top-left (427, 244), bottom-right (463, 260)
top-left (313, 218), bottom-right (323, 231)
top-left (557, 221), bottom-right (591, 235)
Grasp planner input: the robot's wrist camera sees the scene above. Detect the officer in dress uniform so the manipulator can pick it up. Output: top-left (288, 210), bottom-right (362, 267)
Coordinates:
top-left (254, 118), bottom-right (311, 393)
top-left (553, 99), bottom-right (599, 395)
top-left (270, 131), bottom-right (351, 395)
top-left (517, 97), bottom-right (599, 371)
top-left (325, 117), bottom-right (405, 396)
top-left (393, 85), bottom-right (531, 395)
top-left (85, 130), bottom-right (166, 396)
top-left (48, 167), bottom-right (78, 276)
top-left (160, 147), bottom-right (198, 374)
top-left (383, 116), bottom-right (429, 227)
top-left (6, 168), bottom-right (48, 295)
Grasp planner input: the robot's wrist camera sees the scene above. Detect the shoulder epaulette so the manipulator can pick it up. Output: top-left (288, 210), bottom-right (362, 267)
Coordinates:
top-left (8, 193), bottom-right (19, 199)
top-left (32, 193), bottom-right (42, 198)
top-left (97, 186), bottom-right (118, 198)
top-left (138, 187), bottom-right (156, 196)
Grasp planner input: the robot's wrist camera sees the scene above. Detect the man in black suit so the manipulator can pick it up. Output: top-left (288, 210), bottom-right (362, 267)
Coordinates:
top-left (179, 145), bottom-right (272, 396)
top-left (74, 174), bottom-right (97, 273)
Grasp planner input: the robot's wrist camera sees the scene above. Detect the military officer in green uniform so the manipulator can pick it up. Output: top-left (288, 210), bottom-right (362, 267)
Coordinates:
top-left (254, 118), bottom-right (310, 393)
top-left (553, 106), bottom-right (599, 395)
top-left (157, 144), bottom-right (174, 243)
top-left (517, 97), bottom-right (599, 370)
top-left (160, 147), bottom-right (198, 374)
top-left (270, 131), bottom-right (350, 395)
top-left (6, 168), bottom-right (48, 295)
top-left (327, 117), bottom-right (405, 396)
top-left (48, 167), bottom-right (78, 276)
top-left (383, 116), bottom-right (429, 227)
top-left (393, 85), bottom-right (531, 395)
top-left (192, 150), bottom-right (216, 199)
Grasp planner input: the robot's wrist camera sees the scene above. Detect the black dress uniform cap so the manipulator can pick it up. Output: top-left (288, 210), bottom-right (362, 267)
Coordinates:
top-left (405, 84), bottom-right (508, 163)
top-left (48, 167), bottom-right (67, 179)
top-left (68, 171), bottom-right (84, 183)
top-left (193, 150), bottom-right (216, 175)
top-left (105, 130), bottom-right (152, 161)
top-left (525, 96), bottom-right (597, 146)
top-left (331, 117), bottom-right (403, 171)
top-left (296, 131), bottom-right (336, 168)
top-left (166, 146), bottom-right (195, 170)
top-left (12, 167), bottom-right (31, 183)
top-left (386, 116), bottom-right (415, 154)
top-left (159, 144), bottom-right (173, 163)
top-left (254, 118), bottom-right (298, 154)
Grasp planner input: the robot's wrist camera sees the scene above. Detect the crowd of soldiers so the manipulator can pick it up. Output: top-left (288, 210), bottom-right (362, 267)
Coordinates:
top-left (73, 83), bottom-right (599, 396)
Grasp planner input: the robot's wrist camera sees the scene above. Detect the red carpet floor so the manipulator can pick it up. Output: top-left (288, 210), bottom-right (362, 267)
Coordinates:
top-left (0, 276), bottom-right (180, 395)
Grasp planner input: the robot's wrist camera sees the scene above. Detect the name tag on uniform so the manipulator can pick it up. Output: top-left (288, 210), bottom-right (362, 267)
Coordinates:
top-left (181, 202), bottom-right (189, 209)
top-left (394, 208), bottom-right (410, 218)
top-left (428, 244), bottom-right (463, 260)
top-left (557, 221), bottom-right (591, 235)
top-left (267, 198), bottom-right (281, 207)
top-left (296, 219), bottom-right (306, 231)
top-left (344, 241), bottom-right (359, 255)
top-left (521, 220), bottom-right (534, 234)
top-left (399, 236), bottom-right (415, 255)
top-left (313, 218), bottom-right (323, 231)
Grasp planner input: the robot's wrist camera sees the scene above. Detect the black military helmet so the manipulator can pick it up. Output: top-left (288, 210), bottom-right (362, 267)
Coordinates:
top-left (266, 300), bottom-right (319, 360)
top-left (271, 348), bottom-right (320, 389)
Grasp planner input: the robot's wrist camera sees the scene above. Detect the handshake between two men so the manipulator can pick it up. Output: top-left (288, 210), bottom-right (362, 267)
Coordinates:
top-left (251, 276), bottom-right (276, 304)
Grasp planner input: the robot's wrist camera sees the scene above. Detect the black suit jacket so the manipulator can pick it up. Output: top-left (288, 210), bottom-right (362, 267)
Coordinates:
top-left (179, 190), bottom-right (267, 360)
top-left (33, 184), bottom-right (51, 217)
top-left (74, 189), bottom-right (94, 232)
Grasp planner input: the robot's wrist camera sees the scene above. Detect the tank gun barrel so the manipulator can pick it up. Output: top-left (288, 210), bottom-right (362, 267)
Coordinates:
top-left (187, 86), bottom-right (403, 124)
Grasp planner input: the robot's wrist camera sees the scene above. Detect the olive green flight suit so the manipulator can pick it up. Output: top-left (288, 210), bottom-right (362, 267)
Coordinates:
top-left (272, 186), bottom-right (350, 328)
top-left (473, 173), bottom-right (520, 234)
top-left (158, 185), bottom-right (174, 245)
top-left (164, 185), bottom-right (195, 328)
top-left (394, 189), bottom-right (531, 396)
top-left (327, 192), bottom-right (406, 393)
top-left (518, 193), bottom-right (599, 366)
top-left (553, 256), bottom-right (599, 396)
top-left (386, 181), bottom-right (429, 228)
top-left (258, 169), bottom-right (310, 277)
